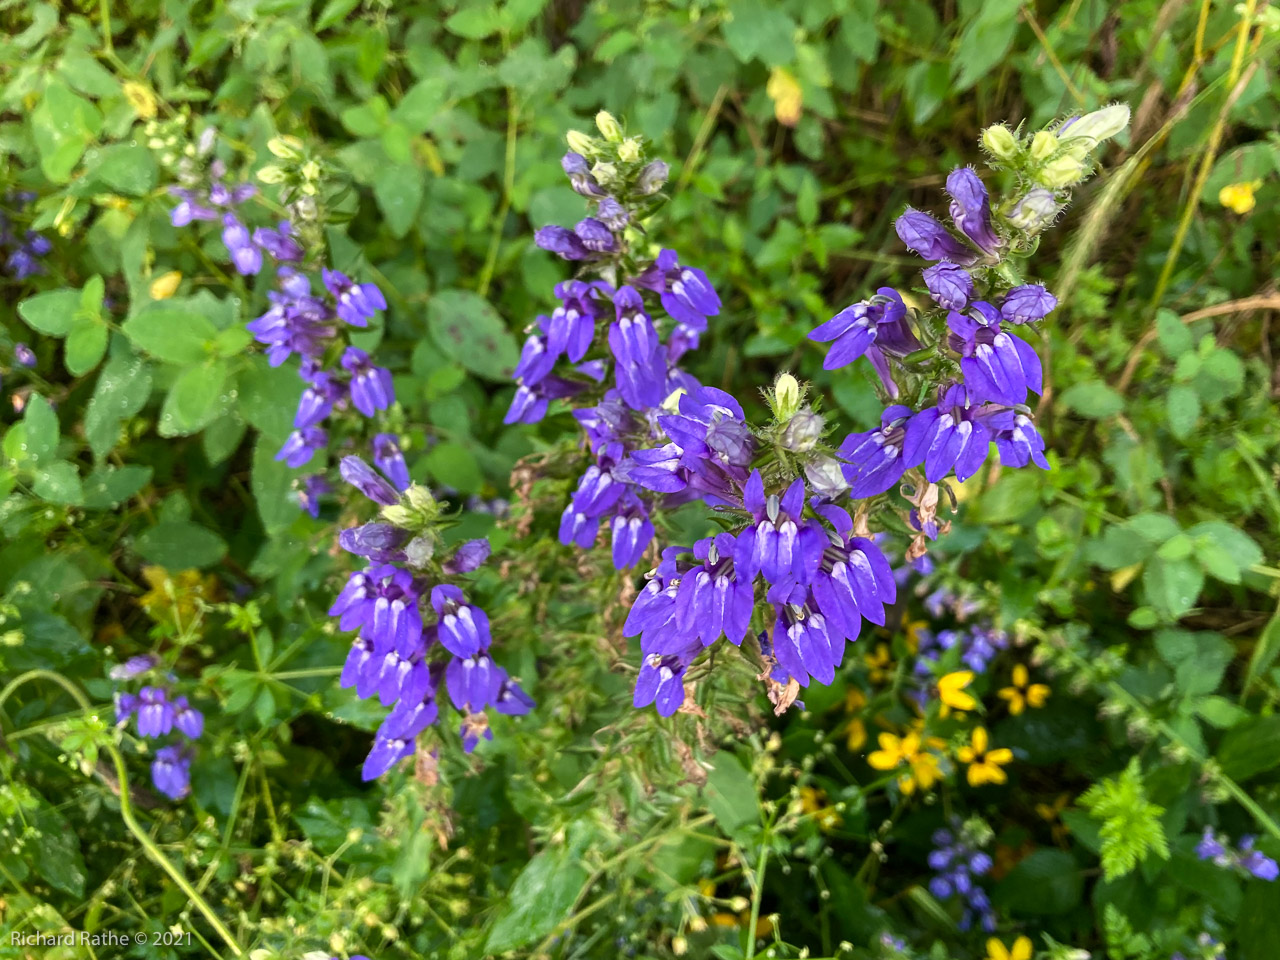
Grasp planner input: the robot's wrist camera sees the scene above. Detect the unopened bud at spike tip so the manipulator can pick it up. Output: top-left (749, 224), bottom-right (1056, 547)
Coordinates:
top-left (595, 110), bottom-right (623, 142)
top-left (981, 124), bottom-right (1018, 160)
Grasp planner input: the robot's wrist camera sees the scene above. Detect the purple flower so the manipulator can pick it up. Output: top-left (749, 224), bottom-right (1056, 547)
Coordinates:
top-left (341, 347), bottom-right (395, 417)
top-left (513, 331), bottom-right (556, 387)
top-left (635, 249), bottom-right (721, 332)
top-left (221, 214), bottom-right (262, 275)
top-left (338, 523), bottom-right (408, 563)
top-left (276, 426), bottom-right (327, 469)
top-left (371, 434), bottom-right (411, 491)
top-left (734, 471), bottom-right (825, 586)
top-left (562, 152), bottom-right (607, 198)
top-left (169, 188), bottom-right (218, 227)
top-left (172, 696), bottom-right (204, 739)
top-left (323, 269), bottom-right (387, 327)
top-left (445, 651), bottom-right (498, 711)
top-left (947, 302), bottom-right (1042, 406)
top-left (110, 655), bottom-right (159, 680)
top-left (298, 474), bottom-right (331, 517)
top-left (1197, 827), bottom-right (1228, 861)
top-left (115, 692), bottom-right (138, 724)
top-left (575, 217), bottom-right (615, 252)
top-left (610, 494), bottom-right (654, 569)
top-left (151, 745), bottom-right (192, 800)
top-left (247, 269), bottom-right (338, 366)
top-left (548, 280), bottom-right (606, 364)
top-left (294, 368), bottom-right (344, 428)
top-left (362, 697), bottom-right (438, 780)
top-left (999, 284), bottom-right (1058, 323)
top-left (503, 375), bottom-right (591, 425)
top-left (13, 342), bottom-right (36, 367)
top-left (895, 209), bottom-right (978, 266)
top-left (903, 384), bottom-right (993, 483)
top-left (809, 503), bottom-right (897, 630)
top-left (945, 167), bottom-right (1002, 256)
top-left (535, 225), bottom-right (591, 260)
top-left (634, 648), bottom-right (696, 716)
top-left (596, 197), bottom-right (629, 229)
top-left (135, 686), bottom-right (174, 738)
top-left (837, 405), bottom-right (912, 498)
top-left (1238, 836), bottom-right (1279, 881)
top-left (444, 538), bottom-right (491, 574)
top-left (990, 410), bottom-right (1050, 471)
top-left (431, 585), bottom-right (492, 658)
top-left (559, 446), bottom-right (625, 549)
top-left (252, 221), bottom-right (304, 262)
top-left (771, 604), bottom-right (841, 687)
top-left (922, 262), bottom-right (974, 312)
top-left (808, 287), bottom-right (920, 372)
top-left (493, 667), bottom-right (535, 715)
top-left (609, 286), bottom-right (666, 411)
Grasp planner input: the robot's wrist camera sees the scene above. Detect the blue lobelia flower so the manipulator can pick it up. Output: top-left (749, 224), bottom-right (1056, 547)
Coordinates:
top-left (633, 643), bottom-right (699, 716)
top-left (946, 302), bottom-right (1042, 406)
top-left (339, 455), bottom-right (401, 506)
top-left (999, 284), bottom-right (1058, 323)
top-left (338, 523), bottom-right (408, 563)
top-left (672, 532), bottom-right (756, 648)
top-left (151, 744), bottom-right (192, 800)
top-left (362, 696), bottom-right (439, 780)
top-left (247, 269), bottom-right (338, 366)
top-left (561, 152), bottom-right (608, 198)
top-left (444, 538), bottom-right (492, 574)
top-left (922, 262), bottom-right (974, 312)
top-left (902, 383), bottom-right (993, 483)
top-left (341, 346), bottom-right (395, 417)
top-left (535, 225), bottom-right (591, 260)
top-left (734, 471), bottom-right (826, 587)
top-left (135, 686), bottom-right (174, 737)
top-left (297, 476), bottom-right (331, 518)
top-left (574, 217), bottom-right (615, 253)
top-left (837, 405), bottom-right (913, 498)
top-left (221, 213), bottom-right (262, 275)
top-left (808, 502), bottom-right (897, 629)
top-left (634, 249), bottom-right (721, 332)
top-left (548, 280), bottom-right (607, 364)
top-left (445, 650), bottom-right (499, 712)
top-left (609, 493), bottom-right (655, 569)
top-left (559, 443), bottom-right (627, 549)
top-left (808, 287), bottom-right (920, 373)
top-left (294, 364), bottom-right (345, 428)
top-left (251, 221), bottom-right (304, 262)
top-left (171, 696), bottom-right (204, 739)
top-left (371, 434), bottom-right (411, 491)
top-left (431, 585), bottom-right (492, 658)
top-left (608, 285), bottom-right (667, 411)
top-left (945, 167), bottom-right (1003, 257)
top-left (323, 269), bottom-right (388, 327)
top-left (895, 209), bottom-right (978, 266)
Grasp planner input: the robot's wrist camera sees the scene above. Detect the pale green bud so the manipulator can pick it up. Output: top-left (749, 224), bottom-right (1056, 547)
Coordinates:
top-left (565, 129), bottom-right (595, 156)
top-left (780, 410), bottom-right (824, 453)
top-left (1029, 131), bottom-right (1058, 161)
top-left (591, 161), bottom-right (619, 186)
top-left (1064, 103), bottom-right (1131, 145)
top-left (773, 373), bottom-right (803, 420)
top-left (595, 110), bottom-right (623, 142)
top-left (1037, 156), bottom-right (1087, 188)
top-left (981, 124), bottom-right (1018, 160)
top-left (618, 137), bottom-right (642, 163)
top-left (301, 159), bottom-right (322, 181)
top-left (267, 136), bottom-right (304, 160)
top-left (1006, 188), bottom-right (1060, 232)
top-left (256, 164), bottom-right (287, 184)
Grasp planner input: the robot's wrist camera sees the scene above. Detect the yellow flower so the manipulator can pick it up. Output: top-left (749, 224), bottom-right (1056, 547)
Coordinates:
top-left (985, 935), bottom-right (1033, 960)
top-left (798, 786), bottom-right (842, 831)
top-left (998, 664), bottom-right (1050, 715)
top-left (149, 270), bottom-right (182, 301)
top-left (867, 731), bottom-right (941, 794)
top-left (903, 619), bottom-right (928, 652)
top-left (958, 727), bottom-right (1014, 787)
top-left (864, 643), bottom-right (894, 685)
top-left (843, 687), bottom-right (867, 751)
top-left (938, 671), bottom-right (977, 713)
top-left (766, 67), bottom-right (803, 127)
top-left (1219, 180), bottom-right (1261, 215)
top-left (122, 81), bottom-right (157, 119)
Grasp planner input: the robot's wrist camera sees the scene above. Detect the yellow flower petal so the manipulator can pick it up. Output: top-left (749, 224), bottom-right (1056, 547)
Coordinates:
top-left (766, 67), bottom-right (803, 127)
top-left (1011, 935), bottom-right (1033, 960)
top-left (986, 939), bottom-right (1011, 960)
top-left (868, 750), bottom-right (899, 771)
top-left (971, 726), bottom-right (989, 753)
top-left (957, 746), bottom-right (976, 764)
top-left (1012, 663), bottom-right (1028, 688)
top-left (1028, 684), bottom-right (1051, 708)
top-left (987, 748), bottom-right (1014, 765)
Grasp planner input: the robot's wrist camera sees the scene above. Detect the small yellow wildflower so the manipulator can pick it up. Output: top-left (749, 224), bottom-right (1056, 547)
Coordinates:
top-left (1219, 180), bottom-right (1261, 215)
top-left (868, 731), bottom-right (941, 794)
top-left (122, 81), bottom-right (157, 119)
top-left (766, 67), bottom-right (803, 127)
top-left (958, 726), bottom-right (1014, 787)
top-left (938, 670), bottom-right (977, 713)
top-left (985, 935), bottom-right (1033, 960)
top-left (864, 642), bottom-right (894, 685)
top-left (998, 664), bottom-right (1050, 715)
top-left (843, 687), bottom-right (867, 751)
top-left (798, 786), bottom-right (842, 831)
top-left (149, 270), bottom-right (182, 300)
top-left (138, 566), bottom-right (219, 627)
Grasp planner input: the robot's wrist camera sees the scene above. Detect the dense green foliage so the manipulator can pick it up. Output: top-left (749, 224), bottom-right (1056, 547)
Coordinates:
top-left (1, 2), bottom-right (1278, 959)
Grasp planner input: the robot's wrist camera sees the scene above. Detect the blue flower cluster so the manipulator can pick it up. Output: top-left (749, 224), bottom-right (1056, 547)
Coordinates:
top-left (1197, 827), bottom-right (1279, 881)
top-left (914, 624), bottom-right (1009, 677)
top-left (111, 655), bottom-right (204, 800)
top-left (1, 191), bottom-right (52, 280)
top-left (927, 823), bottom-right (996, 931)
top-left (332, 457), bottom-right (533, 777)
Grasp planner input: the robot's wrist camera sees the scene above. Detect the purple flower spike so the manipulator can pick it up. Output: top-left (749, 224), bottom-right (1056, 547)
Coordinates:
top-left (895, 208), bottom-right (978, 265)
top-left (151, 745), bottom-right (192, 800)
top-left (371, 434), bottom-right (411, 491)
top-left (276, 426), bottom-right (327, 469)
top-left (322, 269), bottom-right (387, 327)
top-left (535, 225), bottom-right (591, 260)
top-left (340, 455), bottom-right (402, 506)
top-left (922, 262), bottom-right (974, 312)
top-left (945, 167), bottom-right (1002, 256)
top-left (135, 686), bottom-right (174, 738)
top-left (635, 249), bottom-right (721, 332)
top-left (1000, 284), bottom-right (1058, 323)
top-left (341, 346), bottom-right (395, 417)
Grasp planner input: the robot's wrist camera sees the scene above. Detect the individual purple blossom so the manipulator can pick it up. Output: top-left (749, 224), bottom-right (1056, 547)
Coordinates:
top-left (609, 494), bottom-right (654, 569)
top-left (903, 384), bottom-right (992, 483)
top-left (110, 654), bottom-right (159, 680)
top-left (247, 269), bottom-right (338, 366)
top-left (172, 696), bottom-right (204, 739)
top-left (444, 538), bottom-right (491, 575)
top-left (999, 284), bottom-right (1058, 323)
top-left (634, 249), bottom-right (721, 332)
top-left (115, 692), bottom-right (138, 724)
top-left (493, 668), bottom-right (535, 715)
top-left (168, 188), bottom-right (218, 227)
top-left (535, 225), bottom-right (590, 260)
top-left (363, 696), bottom-right (439, 780)
top-left (808, 502), bottom-right (897, 630)
top-left (446, 650), bottom-right (498, 711)
top-left (609, 285), bottom-right (666, 411)
top-left (807, 287), bottom-right (920, 373)
top-left (297, 474), bottom-right (332, 517)
top-left (503, 374), bottom-right (592, 425)
top-left (916, 624), bottom-right (1009, 675)
top-left (323, 269), bottom-right (387, 327)
top-left (895, 209), bottom-right (978, 266)
top-left (734, 471), bottom-right (825, 586)
top-left (151, 745), bottom-right (192, 800)
top-left (947, 302), bottom-right (1042, 406)
top-left (561, 152), bottom-right (607, 198)
top-left (432, 585), bottom-right (492, 658)
top-left (372, 434), bottom-right (411, 491)
top-left (513, 331), bottom-right (556, 387)
top-left (1196, 827), bottom-right (1229, 863)
top-left (294, 367), bottom-right (344, 428)
top-left (990, 410), bottom-right (1050, 472)
top-left (574, 217), bottom-right (615, 253)
top-left (945, 168), bottom-right (1002, 257)
top-left (338, 523), bottom-right (408, 563)
top-left (13, 342), bottom-right (36, 367)
top-left (135, 686), bottom-right (174, 738)
top-left (596, 197), bottom-right (629, 229)
top-left (252, 221), bottom-right (304, 262)
top-left (341, 346), bottom-right (394, 417)
top-left (221, 214), bottom-right (262, 275)
top-left (276, 426), bottom-right (327, 469)
top-left (921, 262), bottom-right (974, 312)
top-left (548, 280), bottom-right (606, 364)
top-left (1237, 836), bottom-right (1279, 881)
top-left (636, 160), bottom-right (669, 195)
top-left (837, 405), bottom-right (912, 498)
top-left (340, 454), bottom-right (401, 506)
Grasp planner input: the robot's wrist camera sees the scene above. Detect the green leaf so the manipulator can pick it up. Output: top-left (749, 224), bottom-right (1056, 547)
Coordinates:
top-left (1142, 557), bottom-right (1205, 620)
top-left (240, 357), bottom-right (304, 443)
top-left (203, 414), bottom-right (247, 466)
top-left (134, 520), bottom-right (227, 569)
top-left (86, 143), bottom-right (157, 196)
top-left (85, 355), bottom-right (153, 459)
top-left (372, 163), bottom-right (424, 238)
top-left (122, 306), bottom-right (219, 364)
top-left (721, 0), bottom-right (796, 66)
top-left (704, 752), bottom-right (760, 840)
top-left (82, 464), bottom-right (153, 509)
top-left (18, 289), bottom-right (79, 337)
top-left (445, 5), bottom-right (501, 39)
top-left (484, 845), bottom-right (589, 952)
top-left (1060, 379), bottom-right (1124, 418)
top-left (1244, 601), bottom-right (1280, 696)
top-left (1078, 760), bottom-right (1169, 881)
top-left (1165, 383), bottom-right (1199, 440)
top-left (425, 441), bottom-right (481, 493)
top-left (33, 461), bottom-right (84, 504)
top-left (994, 849), bottom-right (1082, 916)
top-left (252, 437), bottom-right (299, 533)
top-left (27, 795), bottom-right (87, 896)
top-left (23, 394), bottom-right (59, 463)
top-left (64, 316), bottom-right (109, 376)
top-left (392, 78), bottom-right (447, 133)
top-left (952, 0), bottom-right (1023, 91)
top-left (1239, 865), bottom-right (1280, 960)
top-left (1186, 521), bottom-right (1262, 576)
top-left (427, 289), bottom-right (519, 381)
top-left (316, 0), bottom-right (361, 29)
top-left (1194, 695), bottom-right (1248, 729)
top-left (1155, 308), bottom-right (1194, 357)
top-left (158, 360), bottom-right (230, 437)
top-left (1219, 716), bottom-right (1280, 782)
top-left (31, 80), bottom-right (102, 182)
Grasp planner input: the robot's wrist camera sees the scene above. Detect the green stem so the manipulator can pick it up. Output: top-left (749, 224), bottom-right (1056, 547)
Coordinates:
top-left (477, 87), bottom-right (519, 300)
top-left (743, 831), bottom-right (770, 960)
top-left (0, 670), bottom-right (244, 957)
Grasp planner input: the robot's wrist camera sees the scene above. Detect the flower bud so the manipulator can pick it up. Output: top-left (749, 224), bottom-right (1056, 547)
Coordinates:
top-left (1029, 131), bottom-right (1058, 161)
top-left (618, 136), bottom-right (642, 163)
top-left (780, 410), bottom-right (824, 453)
top-left (1036, 156), bottom-right (1087, 188)
top-left (1063, 103), bottom-right (1130, 145)
top-left (591, 161), bottom-right (618, 186)
top-left (301, 159), bottom-right (321, 181)
top-left (565, 129), bottom-right (596, 156)
top-left (672, 936), bottom-right (688, 957)
top-left (256, 164), bottom-right (286, 184)
top-left (981, 124), bottom-right (1018, 160)
top-left (595, 110), bottom-right (623, 142)
top-left (773, 373), bottom-right (802, 419)
top-left (636, 159), bottom-right (669, 195)
top-left (149, 271), bottom-right (182, 301)
top-left (1006, 188), bottom-right (1061, 233)
top-left (268, 136), bottom-right (304, 160)
top-left (804, 455), bottom-right (849, 498)
top-left (404, 535), bottom-right (436, 568)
